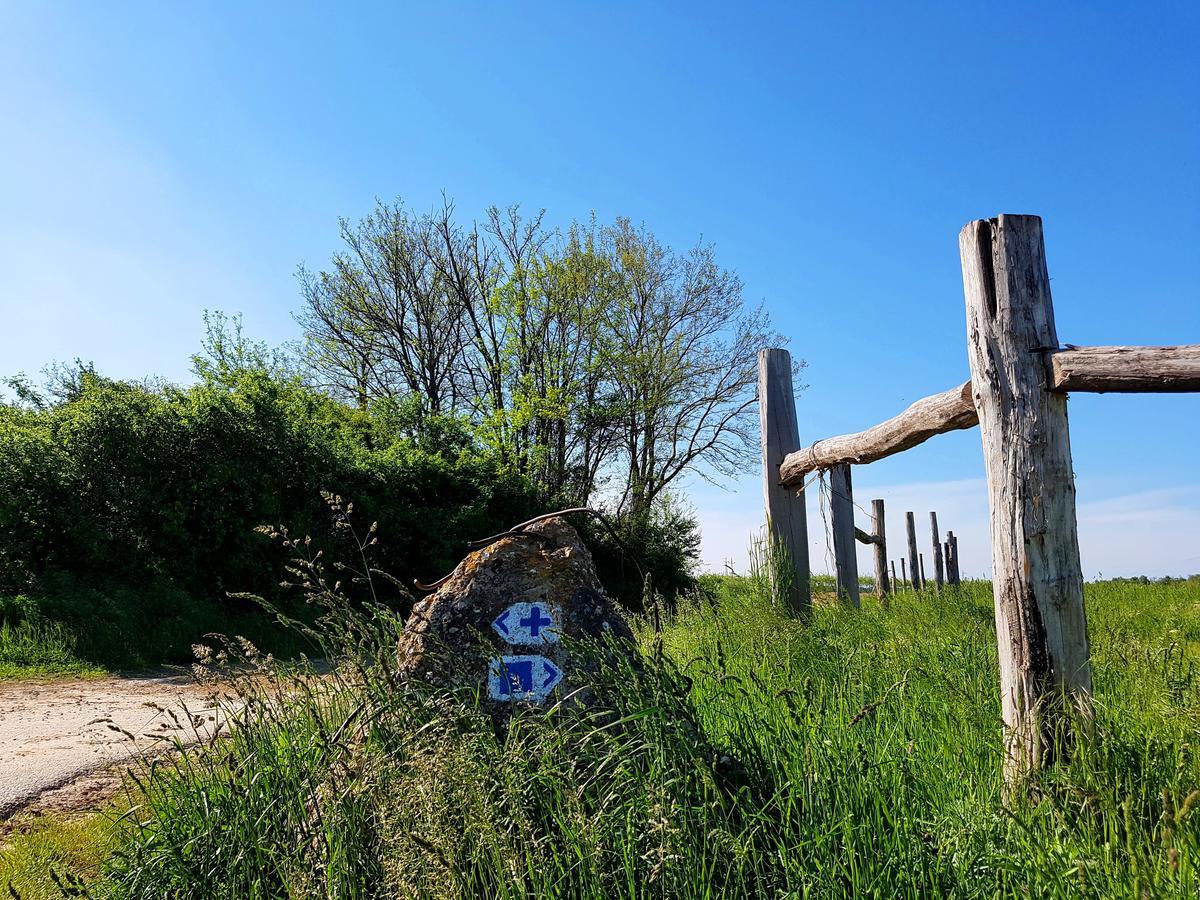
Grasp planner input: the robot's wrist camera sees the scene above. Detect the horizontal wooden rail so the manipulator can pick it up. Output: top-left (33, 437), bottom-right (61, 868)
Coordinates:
top-left (779, 381), bottom-right (976, 486)
top-left (854, 526), bottom-right (880, 545)
top-left (778, 344), bottom-right (1200, 486)
top-left (1050, 345), bottom-right (1200, 392)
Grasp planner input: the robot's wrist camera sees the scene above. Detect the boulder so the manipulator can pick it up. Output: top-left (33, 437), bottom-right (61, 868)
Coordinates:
top-left (397, 516), bottom-right (635, 721)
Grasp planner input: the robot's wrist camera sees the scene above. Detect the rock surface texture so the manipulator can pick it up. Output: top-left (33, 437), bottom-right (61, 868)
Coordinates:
top-left (397, 516), bottom-right (635, 722)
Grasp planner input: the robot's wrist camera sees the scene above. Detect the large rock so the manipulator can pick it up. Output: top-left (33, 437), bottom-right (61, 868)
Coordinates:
top-left (397, 516), bottom-right (635, 721)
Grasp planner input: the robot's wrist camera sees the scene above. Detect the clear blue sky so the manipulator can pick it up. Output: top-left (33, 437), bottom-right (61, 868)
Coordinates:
top-left (2, 2), bottom-right (1197, 576)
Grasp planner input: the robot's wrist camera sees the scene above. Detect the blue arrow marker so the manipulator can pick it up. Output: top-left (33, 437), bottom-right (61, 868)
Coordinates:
top-left (492, 609), bottom-right (511, 637)
top-left (540, 658), bottom-right (563, 692)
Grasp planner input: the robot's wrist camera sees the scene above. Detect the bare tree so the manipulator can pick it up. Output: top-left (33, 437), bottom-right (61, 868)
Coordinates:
top-left (296, 200), bottom-right (468, 415)
top-left (601, 219), bottom-right (783, 518)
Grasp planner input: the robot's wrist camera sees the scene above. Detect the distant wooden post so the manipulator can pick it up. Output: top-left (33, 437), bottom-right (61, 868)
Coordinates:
top-left (904, 512), bottom-right (920, 591)
top-left (948, 533), bottom-right (960, 584)
top-left (890, 560), bottom-right (898, 594)
top-left (960, 214), bottom-right (1091, 785)
top-left (919, 553), bottom-right (927, 588)
top-left (899, 557), bottom-right (907, 590)
top-left (829, 464), bottom-right (860, 607)
top-left (758, 349), bottom-right (810, 615)
top-left (871, 499), bottom-right (889, 600)
top-left (930, 512), bottom-right (944, 589)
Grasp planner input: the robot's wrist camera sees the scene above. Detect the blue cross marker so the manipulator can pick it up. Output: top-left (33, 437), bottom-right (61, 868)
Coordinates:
top-left (520, 605), bottom-right (553, 638)
top-left (492, 601), bottom-right (559, 645)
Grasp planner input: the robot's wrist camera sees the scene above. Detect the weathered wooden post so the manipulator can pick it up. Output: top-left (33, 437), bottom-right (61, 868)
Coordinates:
top-left (899, 557), bottom-right (908, 590)
top-left (905, 512), bottom-right (920, 591)
top-left (943, 531), bottom-right (961, 585)
top-left (871, 499), bottom-right (889, 600)
top-left (930, 512), bottom-right (945, 589)
top-left (829, 464), bottom-right (860, 607)
top-left (919, 553), bottom-right (927, 588)
top-left (890, 560), bottom-right (898, 594)
top-left (758, 349), bottom-right (810, 615)
top-left (960, 214), bottom-right (1092, 785)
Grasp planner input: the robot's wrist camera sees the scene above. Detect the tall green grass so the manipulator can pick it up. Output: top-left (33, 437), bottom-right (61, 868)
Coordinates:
top-left (0, 612), bottom-right (103, 679)
top-left (54, 574), bottom-right (1199, 898)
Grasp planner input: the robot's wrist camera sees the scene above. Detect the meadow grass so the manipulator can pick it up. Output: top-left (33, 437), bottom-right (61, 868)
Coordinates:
top-left (4, 575), bottom-right (1198, 898)
top-left (0, 809), bottom-right (118, 897)
top-left (0, 616), bottom-right (105, 680)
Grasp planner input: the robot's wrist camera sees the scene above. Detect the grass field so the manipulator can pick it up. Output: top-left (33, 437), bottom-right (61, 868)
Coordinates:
top-left (2, 575), bottom-right (1198, 898)
top-left (0, 616), bottom-right (105, 680)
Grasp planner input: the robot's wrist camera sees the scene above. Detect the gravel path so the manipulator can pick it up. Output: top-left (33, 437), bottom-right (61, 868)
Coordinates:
top-left (0, 672), bottom-right (226, 819)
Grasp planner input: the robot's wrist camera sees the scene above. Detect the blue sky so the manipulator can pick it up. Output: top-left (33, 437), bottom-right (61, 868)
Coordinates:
top-left (2, 2), bottom-right (1197, 577)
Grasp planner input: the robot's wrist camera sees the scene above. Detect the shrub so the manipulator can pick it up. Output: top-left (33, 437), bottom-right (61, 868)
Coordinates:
top-left (0, 368), bottom-right (542, 666)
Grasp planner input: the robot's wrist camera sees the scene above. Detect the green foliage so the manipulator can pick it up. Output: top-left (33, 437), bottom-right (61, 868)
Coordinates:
top-left (581, 495), bottom-right (701, 612)
top-left (0, 363), bottom-right (541, 667)
top-left (78, 570), bottom-right (1200, 898)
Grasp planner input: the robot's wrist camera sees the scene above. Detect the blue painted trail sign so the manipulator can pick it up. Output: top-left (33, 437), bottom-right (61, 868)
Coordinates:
top-left (487, 654), bottom-right (564, 702)
top-left (491, 601), bottom-right (560, 645)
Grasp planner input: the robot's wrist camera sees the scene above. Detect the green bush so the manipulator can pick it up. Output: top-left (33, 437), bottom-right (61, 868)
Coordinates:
top-left (580, 497), bottom-right (701, 612)
top-left (0, 364), bottom-right (699, 669)
top-left (0, 368), bottom-right (542, 667)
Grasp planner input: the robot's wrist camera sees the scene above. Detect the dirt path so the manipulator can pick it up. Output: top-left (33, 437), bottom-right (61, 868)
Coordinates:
top-left (0, 672), bottom-right (226, 820)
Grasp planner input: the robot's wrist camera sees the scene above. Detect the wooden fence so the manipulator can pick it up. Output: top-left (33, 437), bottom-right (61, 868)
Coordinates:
top-left (759, 214), bottom-right (1200, 786)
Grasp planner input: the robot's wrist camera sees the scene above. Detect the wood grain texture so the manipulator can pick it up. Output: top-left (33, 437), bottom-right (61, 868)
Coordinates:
top-left (960, 214), bottom-right (1092, 785)
top-left (778, 382), bottom-right (977, 486)
top-left (1051, 345), bottom-right (1200, 393)
top-left (829, 464), bottom-right (860, 607)
top-left (758, 349), bottom-right (810, 614)
top-left (872, 499), bottom-right (890, 599)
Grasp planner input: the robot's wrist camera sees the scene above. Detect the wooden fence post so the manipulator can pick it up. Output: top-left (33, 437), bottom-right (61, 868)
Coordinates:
top-left (829, 464), bottom-right (860, 607)
top-left (949, 533), bottom-right (960, 585)
top-left (919, 553), bottom-right (927, 589)
top-left (930, 512), bottom-right (944, 589)
top-left (900, 557), bottom-right (907, 590)
top-left (872, 499), bottom-right (889, 600)
top-left (960, 214), bottom-right (1091, 785)
top-left (905, 512), bottom-right (920, 591)
top-left (890, 560), bottom-right (898, 594)
top-left (758, 349), bottom-right (810, 615)
top-left (943, 537), bottom-right (955, 585)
